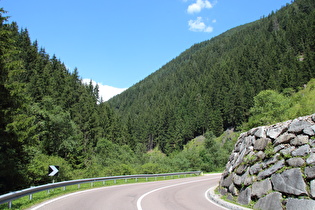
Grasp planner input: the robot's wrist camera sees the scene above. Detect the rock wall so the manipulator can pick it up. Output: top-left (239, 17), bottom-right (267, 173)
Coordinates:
top-left (219, 114), bottom-right (315, 210)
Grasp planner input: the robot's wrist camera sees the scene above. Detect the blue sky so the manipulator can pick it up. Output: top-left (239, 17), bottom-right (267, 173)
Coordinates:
top-left (2, 0), bottom-right (292, 100)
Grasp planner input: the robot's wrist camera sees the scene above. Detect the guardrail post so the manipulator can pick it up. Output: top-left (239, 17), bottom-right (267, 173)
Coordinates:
top-left (78, 184), bottom-right (80, 189)
top-left (146, 177), bottom-right (148, 181)
top-left (135, 178), bottom-right (138, 182)
top-left (8, 200), bottom-right (12, 209)
top-left (29, 193), bottom-right (33, 200)
top-left (103, 181), bottom-right (105, 185)
top-left (114, 180), bottom-right (116, 184)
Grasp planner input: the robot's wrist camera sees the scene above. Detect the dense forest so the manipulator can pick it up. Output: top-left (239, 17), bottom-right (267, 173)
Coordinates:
top-left (0, 0), bottom-right (315, 194)
top-left (109, 0), bottom-right (315, 153)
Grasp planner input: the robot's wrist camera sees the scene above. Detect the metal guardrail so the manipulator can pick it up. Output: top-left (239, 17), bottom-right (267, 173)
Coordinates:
top-left (0, 171), bottom-right (201, 208)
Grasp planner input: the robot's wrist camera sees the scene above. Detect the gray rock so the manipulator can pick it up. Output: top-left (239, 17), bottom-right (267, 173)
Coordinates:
top-left (237, 187), bottom-right (251, 205)
top-left (274, 144), bottom-right (286, 153)
top-left (235, 164), bottom-right (247, 175)
top-left (286, 157), bottom-right (305, 167)
top-left (288, 120), bottom-right (312, 133)
top-left (243, 172), bottom-right (253, 186)
top-left (310, 180), bottom-right (315, 199)
top-left (274, 133), bottom-right (296, 145)
top-left (219, 187), bottom-right (228, 196)
top-left (249, 163), bottom-right (263, 175)
top-left (267, 126), bottom-right (286, 139)
top-left (228, 152), bottom-right (237, 162)
top-left (234, 143), bottom-right (242, 152)
top-left (271, 168), bottom-right (308, 196)
top-left (306, 153), bottom-right (315, 165)
top-left (254, 192), bottom-right (283, 210)
top-left (228, 183), bottom-right (238, 196)
top-left (232, 147), bottom-right (247, 171)
top-left (249, 127), bottom-right (258, 136)
top-left (303, 125), bottom-right (315, 136)
top-left (292, 144), bottom-right (311, 157)
top-left (254, 138), bottom-right (271, 151)
top-left (221, 173), bottom-right (233, 187)
top-left (264, 153), bottom-right (281, 167)
top-left (254, 126), bottom-right (266, 138)
top-left (256, 151), bottom-right (266, 160)
top-left (251, 179), bottom-right (272, 198)
top-left (280, 146), bottom-right (295, 156)
top-left (290, 135), bottom-right (309, 146)
top-left (257, 159), bottom-right (285, 180)
top-left (286, 198), bottom-right (315, 210)
top-left (234, 168), bottom-right (253, 186)
top-left (226, 193), bottom-right (234, 201)
top-left (233, 173), bottom-right (242, 186)
top-left (305, 166), bottom-right (315, 179)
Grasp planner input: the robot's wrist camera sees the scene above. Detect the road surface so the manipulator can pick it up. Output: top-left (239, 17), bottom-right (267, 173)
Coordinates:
top-left (30, 174), bottom-right (226, 210)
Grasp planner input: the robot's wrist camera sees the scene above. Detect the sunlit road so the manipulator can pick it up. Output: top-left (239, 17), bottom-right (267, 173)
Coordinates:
top-left (30, 174), bottom-right (225, 210)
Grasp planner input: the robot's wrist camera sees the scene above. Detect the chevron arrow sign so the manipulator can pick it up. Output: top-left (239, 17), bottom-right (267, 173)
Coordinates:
top-left (48, 165), bottom-right (59, 176)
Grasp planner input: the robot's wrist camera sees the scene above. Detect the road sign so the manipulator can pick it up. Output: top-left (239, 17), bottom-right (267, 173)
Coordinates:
top-left (48, 165), bottom-right (59, 176)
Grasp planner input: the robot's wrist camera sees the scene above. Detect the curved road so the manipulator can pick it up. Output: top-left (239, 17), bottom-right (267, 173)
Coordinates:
top-left (30, 174), bottom-right (226, 210)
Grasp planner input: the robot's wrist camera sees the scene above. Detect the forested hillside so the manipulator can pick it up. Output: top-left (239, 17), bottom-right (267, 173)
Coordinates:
top-left (0, 9), bottom-right (125, 193)
top-left (109, 0), bottom-right (315, 154)
top-left (1, 0), bottom-right (315, 195)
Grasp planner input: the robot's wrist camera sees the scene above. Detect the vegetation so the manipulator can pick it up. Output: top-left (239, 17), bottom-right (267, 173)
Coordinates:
top-left (0, 0), bottom-right (315, 195)
top-left (109, 0), bottom-right (315, 154)
top-left (243, 78), bottom-right (315, 129)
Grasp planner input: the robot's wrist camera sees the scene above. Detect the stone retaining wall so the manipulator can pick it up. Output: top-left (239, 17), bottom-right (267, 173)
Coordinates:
top-left (219, 114), bottom-right (315, 210)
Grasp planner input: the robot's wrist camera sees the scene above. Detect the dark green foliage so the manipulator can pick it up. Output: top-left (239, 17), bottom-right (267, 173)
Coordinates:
top-left (0, 8), bottom-right (31, 193)
top-left (1, 0), bottom-right (315, 195)
top-left (244, 78), bottom-right (315, 129)
top-left (0, 9), bottom-right (122, 193)
top-left (109, 0), bottom-right (315, 153)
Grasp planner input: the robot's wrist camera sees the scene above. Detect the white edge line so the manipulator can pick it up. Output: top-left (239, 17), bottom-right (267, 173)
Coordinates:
top-left (137, 176), bottom-right (220, 210)
top-left (30, 181), bottom-right (148, 210)
top-left (205, 187), bottom-right (230, 210)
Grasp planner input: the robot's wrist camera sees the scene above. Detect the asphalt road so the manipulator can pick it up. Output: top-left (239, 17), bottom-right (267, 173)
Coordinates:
top-left (30, 174), bottom-right (226, 210)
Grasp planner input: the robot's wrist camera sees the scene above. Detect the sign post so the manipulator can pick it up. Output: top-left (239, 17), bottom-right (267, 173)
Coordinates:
top-left (48, 165), bottom-right (59, 192)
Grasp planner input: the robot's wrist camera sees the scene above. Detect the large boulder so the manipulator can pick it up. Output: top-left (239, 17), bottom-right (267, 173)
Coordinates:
top-left (286, 198), bottom-right (315, 210)
top-left (288, 120), bottom-right (312, 133)
top-left (257, 160), bottom-right (285, 180)
top-left (271, 168), bottom-right (308, 196)
top-left (237, 187), bottom-right (251, 205)
top-left (254, 192), bottom-right (283, 210)
top-left (251, 179), bottom-right (272, 198)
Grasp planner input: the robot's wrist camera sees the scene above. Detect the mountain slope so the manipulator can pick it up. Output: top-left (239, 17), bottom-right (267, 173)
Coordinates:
top-left (108, 0), bottom-right (315, 154)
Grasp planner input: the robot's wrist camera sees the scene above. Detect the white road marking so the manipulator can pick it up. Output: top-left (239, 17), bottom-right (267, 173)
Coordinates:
top-left (205, 187), bottom-right (230, 210)
top-left (30, 183), bottom-right (142, 210)
top-left (137, 175), bottom-right (220, 210)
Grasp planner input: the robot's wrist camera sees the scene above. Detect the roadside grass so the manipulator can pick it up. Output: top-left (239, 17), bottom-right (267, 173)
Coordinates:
top-left (0, 174), bottom-right (197, 210)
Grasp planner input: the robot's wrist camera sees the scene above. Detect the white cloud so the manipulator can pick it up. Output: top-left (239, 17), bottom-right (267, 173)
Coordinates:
top-left (212, 19), bottom-right (217, 23)
top-left (188, 17), bottom-right (213, 33)
top-left (187, 0), bottom-right (213, 14)
top-left (82, 79), bottom-right (127, 102)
